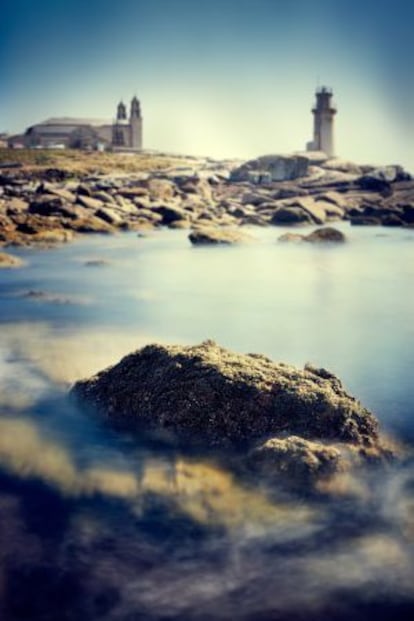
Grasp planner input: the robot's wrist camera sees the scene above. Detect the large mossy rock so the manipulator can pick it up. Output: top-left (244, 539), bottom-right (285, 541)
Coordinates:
top-left (71, 340), bottom-right (383, 452)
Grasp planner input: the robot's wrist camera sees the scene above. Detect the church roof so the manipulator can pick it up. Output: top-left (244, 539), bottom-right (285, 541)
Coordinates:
top-left (40, 117), bottom-right (112, 127)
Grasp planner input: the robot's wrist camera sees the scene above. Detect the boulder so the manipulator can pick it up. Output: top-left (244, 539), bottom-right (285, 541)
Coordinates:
top-left (95, 207), bottom-right (123, 226)
top-left (189, 227), bottom-right (251, 245)
top-left (381, 213), bottom-right (404, 227)
top-left (66, 217), bottom-right (114, 234)
top-left (401, 204), bottom-right (414, 224)
top-left (118, 187), bottom-right (149, 199)
top-left (322, 159), bottom-right (363, 175)
top-left (30, 229), bottom-right (74, 244)
top-left (241, 192), bottom-right (273, 206)
top-left (92, 190), bottom-right (117, 204)
top-left (5, 197), bottom-right (29, 214)
top-left (37, 183), bottom-right (76, 203)
top-left (76, 195), bottom-right (104, 210)
top-left (278, 232), bottom-right (305, 242)
top-left (71, 340), bottom-right (384, 453)
top-left (147, 178), bottom-right (177, 201)
top-left (151, 204), bottom-right (189, 225)
top-left (230, 155), bottom-right (309, 183)
top-left (273, 187), bottom-right (309, 200)
top-left (271, 206), bottom-right (314, 226)
top-left (315, 191), bottom-right (348, 210)
top-left (291, 197), bottom-right (327, 224)
top-left (304, 227), bottom-right (346, 243)
top-left (0, 251), bottom-right (24, 268)
top-left (168, 219), bottom-right (190, 229)
top-left (350, 216), bottom-right (382, 226)
top-left (29, 197), bottom-right (83, 220)
top-left (357, 166), bottom-right (411, 192)
top-left (278, 228), bottom-right (346, 243)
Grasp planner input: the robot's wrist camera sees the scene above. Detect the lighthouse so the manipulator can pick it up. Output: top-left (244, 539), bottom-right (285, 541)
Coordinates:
top-left (306, 86), bottom-right (337, 157)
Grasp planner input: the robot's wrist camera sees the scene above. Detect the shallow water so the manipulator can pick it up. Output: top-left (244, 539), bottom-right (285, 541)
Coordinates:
top-left (0, 224), bottom-right (414, 620)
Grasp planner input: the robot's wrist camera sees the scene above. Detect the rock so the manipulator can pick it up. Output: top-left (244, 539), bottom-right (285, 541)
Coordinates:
top-left (151, 204), bottom-right (189, 225)
top-left (381, 213), bottom-right (404, 227)
top-left (84, 259), bottom-right (110, 267)
top-left (92, 190), bottom-right (117, 204)
top-left (118, 187), bottom-right (149, 199)
top-left (241, 192), bottom-right (273, 206)
top-left (271, 206), bottom-right (314, 226)
top-left (29, 194), bottom-right (66, 215)
top-left (71, 340), bottom-right (384, 453)
top-left (322, 159), bottom-right (363, 175)
top-left (189, 227), bottom-right (251, 245)
top-left (248, 436), bottom-right (343, 486)
top-left (37, 183), bottom-right (76, 203)
top-left (273, 187), bottom-right (309, 200)
top-left (133, 208), bottom-right (163, 224)
top-left (95, 207), bottom-right (123, 226)
top-left (66, 217), bottom-right (114, 234)
top-left (304, 227), bottom-right (346, 243)
top-left (350, 216), bottom-right (382, 226)
top-left (76, 195), bottom-right (104, 210)
top-left (12, 214), bottom-right (57, 235)
top-left (278, 227), bottom-right (346, 243)
top-left (278, 233), bottom-right (305, 242)
top-left (357, 166), bottom-right (411, 192)
top-left (147, 178), bottom-right (176, 201)
top-left (21, 290), bottom-right (81, 304)
top-left (0, 251), bottom-right (24, 268)
top-left (5, 197), bottom-right (29, 214)
top-left (240, 214), bottom-right (269, 227)
top-left (291, 197), bottom-right (327, 224)
top-left (168, 219), bottom-right (190, 229)
top-left (401, 204), bottom-right (414, 224)
top-left (315, 191), bottom-right (348, 210)
top-left (231, 155), bottom-right (309, 183)
top-left (30, 229), bottom-right (74, 244)
top-left (29, 197), bottom-right (83, 220)
top-left (77, 183), bottom-right (92, 196)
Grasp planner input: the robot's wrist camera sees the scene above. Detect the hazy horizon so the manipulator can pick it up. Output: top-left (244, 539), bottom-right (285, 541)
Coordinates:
top-left (1, 0), bottom-right (413, 171)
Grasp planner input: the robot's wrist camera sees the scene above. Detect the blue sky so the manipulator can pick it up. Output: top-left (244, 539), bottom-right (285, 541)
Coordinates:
top-left (1, 0), bottom-right (413, 169)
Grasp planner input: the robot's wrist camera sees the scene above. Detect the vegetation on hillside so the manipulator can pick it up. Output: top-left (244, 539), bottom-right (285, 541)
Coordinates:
top-left (0, 148), bottom-right (200, 175)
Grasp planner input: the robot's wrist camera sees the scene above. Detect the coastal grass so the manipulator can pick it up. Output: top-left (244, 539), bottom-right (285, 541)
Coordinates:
top-left (0, 148), bottom-right (198, 176)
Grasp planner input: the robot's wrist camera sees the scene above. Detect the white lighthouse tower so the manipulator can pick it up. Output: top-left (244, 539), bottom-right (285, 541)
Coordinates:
top-left (306, 86), bottom-right (337, 157)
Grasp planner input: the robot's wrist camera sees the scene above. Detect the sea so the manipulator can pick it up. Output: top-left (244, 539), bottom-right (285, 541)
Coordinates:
top-left (0, 223), bottom-right (413, 620)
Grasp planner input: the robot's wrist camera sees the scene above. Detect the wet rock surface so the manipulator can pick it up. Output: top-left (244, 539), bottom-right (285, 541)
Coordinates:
top-left (71, 340), bottom-right (395, 488)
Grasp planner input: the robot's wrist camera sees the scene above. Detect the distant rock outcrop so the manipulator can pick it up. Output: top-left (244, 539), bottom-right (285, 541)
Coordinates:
top-left (230, 155), bottom-right (309, 184)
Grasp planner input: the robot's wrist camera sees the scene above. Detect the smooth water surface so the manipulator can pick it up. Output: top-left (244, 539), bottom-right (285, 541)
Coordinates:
top-left (0, 224), bottom-right (413, 620)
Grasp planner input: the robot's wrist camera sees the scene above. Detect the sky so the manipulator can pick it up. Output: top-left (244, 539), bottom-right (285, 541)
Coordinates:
top-left (1, 0), bottom-right (413, 170)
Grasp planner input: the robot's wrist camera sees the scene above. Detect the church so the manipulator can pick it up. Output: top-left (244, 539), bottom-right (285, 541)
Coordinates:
top-left (14, 97), bottom-right (143, 151)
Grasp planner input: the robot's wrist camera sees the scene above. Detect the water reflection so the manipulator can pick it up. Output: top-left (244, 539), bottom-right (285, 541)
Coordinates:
top-left (0, 226), bottom-right (413, 619)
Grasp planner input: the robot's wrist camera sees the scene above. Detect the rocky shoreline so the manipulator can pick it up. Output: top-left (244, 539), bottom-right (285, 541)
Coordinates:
top-left (0, 152), bottom-right (413, 253)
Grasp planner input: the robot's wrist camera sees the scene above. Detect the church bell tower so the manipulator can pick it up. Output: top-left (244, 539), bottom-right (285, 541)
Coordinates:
top-left (129, 96), bottom-right (142, 150)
